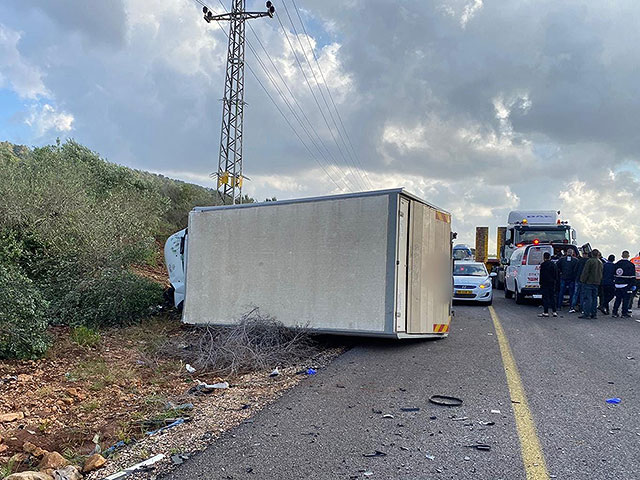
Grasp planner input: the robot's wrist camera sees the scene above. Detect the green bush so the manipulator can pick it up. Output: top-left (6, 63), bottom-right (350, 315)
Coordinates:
top-left (70, 326), bottom-right (101, 347)
top-left (54, 269), bottom-right (164, 329)
top-left (0, 265), bottom-right (49, 359)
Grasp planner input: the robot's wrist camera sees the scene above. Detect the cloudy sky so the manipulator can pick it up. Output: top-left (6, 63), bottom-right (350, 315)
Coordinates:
top-left (1, 0), bottom-right (639, 255)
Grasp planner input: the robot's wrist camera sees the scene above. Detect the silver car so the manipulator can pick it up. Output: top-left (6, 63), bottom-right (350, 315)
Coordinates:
top-left (453, 261), bottom-right (495, 304)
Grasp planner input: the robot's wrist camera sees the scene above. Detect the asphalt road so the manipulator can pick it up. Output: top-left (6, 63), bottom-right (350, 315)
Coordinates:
top-left (165, 296), bottom-right (639, 480)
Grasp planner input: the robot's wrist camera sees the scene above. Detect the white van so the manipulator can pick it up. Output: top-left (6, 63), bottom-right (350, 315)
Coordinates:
top-left (504, 243), bottom-right (578, 304)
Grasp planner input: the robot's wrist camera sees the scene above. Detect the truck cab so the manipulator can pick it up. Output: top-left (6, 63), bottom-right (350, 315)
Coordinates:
top-left (495, 210), bottom-right (576, 290)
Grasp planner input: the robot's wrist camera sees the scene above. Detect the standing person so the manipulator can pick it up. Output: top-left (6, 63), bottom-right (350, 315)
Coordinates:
top-left (599, 254), bottom-right (616, 315)
top-left (579, 249), bottom-right (603, 319)
top-left (557, 249), bottom-right (578, 310)
top-left (538, 252), bottom-right (558, 317)
top-left (570, 251), bottom-right (589, 313)
top-left (612, 251), bottom-right (635, 318)
top-left (631, 251), bottom-right (640, 308)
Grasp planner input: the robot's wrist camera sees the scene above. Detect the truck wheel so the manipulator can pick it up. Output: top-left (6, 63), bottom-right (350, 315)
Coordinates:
top-left (515, 287), bottom-right (524, 305)
top-left (505, 287), bottom-right (513, 299)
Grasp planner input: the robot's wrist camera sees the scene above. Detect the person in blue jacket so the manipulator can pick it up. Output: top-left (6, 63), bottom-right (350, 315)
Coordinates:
top-left (598, 254), bottom-right (616, 315)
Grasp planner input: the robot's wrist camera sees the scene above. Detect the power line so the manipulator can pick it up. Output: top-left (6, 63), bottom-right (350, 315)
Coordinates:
top-left (275, 9), bottom-right (364, 191)
top-left (282, 0), bottom-right (371, 190)
top-left (243, 21), bottom-right (353, 191)
top-left (290, 0), bottom-right (373, 190)
top-left (206, 0), bottom-right (349, 192)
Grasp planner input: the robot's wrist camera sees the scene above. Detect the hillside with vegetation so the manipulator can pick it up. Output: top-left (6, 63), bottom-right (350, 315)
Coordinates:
top-left (0, 140), bottom-right (231, 359)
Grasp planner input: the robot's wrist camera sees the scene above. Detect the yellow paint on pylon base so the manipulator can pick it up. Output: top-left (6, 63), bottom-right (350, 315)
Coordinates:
top-left (489, 306), bottom-right (550, 480)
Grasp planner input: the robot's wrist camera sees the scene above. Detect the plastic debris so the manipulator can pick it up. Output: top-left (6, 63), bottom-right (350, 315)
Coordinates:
top-left (270, 367), bottom-right (280, 377)
top-left (425, 454), bottom-right (435, 460)
top-left (306, 368), bottom-right (317, 375)
top-left (452, 416), bottom-right (469, 421)
top-left (382, 414), bottom-right (394, 419)
top-left (478, 421), bottom-right (495, 426)
top-left (363, 472), bottom-right (373, 477)
top-left (192, 380), bottom-right (230, 393)
top-left (400, 407), bottom-right (420, 412)
top-left (103, 453), bottom-right (165, 480)
top-left (363, 450), bottom-right (387, 457)
top-left (490, 409), bottom-right (501, 414)
top-left (429, 395), bottom-right (463, 407)
top-left (464, 456), bottom-right (471, 461)
top-left (103, 440), bottom-right (127, 457)
top-left (146, 418), bottom-right (185, 436)
top-left (185, 364), bottom-right (196, 374)
top-left (606, 398), bottom-right (621, 404)
top-left (465, 443), bottom-right (491, 451)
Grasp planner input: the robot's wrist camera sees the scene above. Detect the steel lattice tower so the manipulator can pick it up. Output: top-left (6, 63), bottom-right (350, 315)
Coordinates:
top-left (203, 1), bottom-right (275, 204)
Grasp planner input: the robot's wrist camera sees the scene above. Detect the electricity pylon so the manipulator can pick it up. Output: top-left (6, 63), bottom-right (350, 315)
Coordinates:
top-left (203, 1), bottom-right (275, 204)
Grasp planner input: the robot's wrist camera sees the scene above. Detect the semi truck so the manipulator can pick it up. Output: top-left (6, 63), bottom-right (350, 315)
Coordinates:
top-left (164, 189), bottom-right (454, 339)
top-left (494, 210), bottom-right (577, 289)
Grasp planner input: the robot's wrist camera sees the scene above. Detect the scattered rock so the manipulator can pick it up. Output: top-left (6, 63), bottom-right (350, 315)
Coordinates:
top-left (38, 451), bottom-right (69, 472)
top-left (82, 453), bottom-right (106, 473)
top-left (17, 374), bottom-right (33, 382)
top-left (23, 441), bottom-right (48, 457)
top-left (4, 473), bottom-right (53, 480)
top-left (53, 465), bottom-right (83, 480)
top-left (0, 412), bottom-right (25, 423)
top-left (10, 452), bottom-right (29, 464)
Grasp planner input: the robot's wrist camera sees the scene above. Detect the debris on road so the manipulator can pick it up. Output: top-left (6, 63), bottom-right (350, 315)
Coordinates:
top-left (102, 454), bottom-right (165, 480)
top-left (382, 414), bottom-right (395, 419)
top-left (362, 450), bottom-right (387, 457)
top-left (490, 409), bottom-right (501, 414)
top-left (425, 453), bottom-right (435, 460)
top-left (306, 368), bottom-right (317, 375)
top-left (429, 395), bottom-right (463, 407)
top-left (270, 367), bottom-right (280, 377)
top-left (451, 416), bottom-right (469, 421)
top-left (465, 443), bottom-right (491, 451)
top-left (478, 420), bottom-right (495, 426)
top-left (400, 407), bottom-right (420, 412)
top-left (606, 398), bottom-right (621, 404)
top-left (185, 364), bottom-right (196, 374)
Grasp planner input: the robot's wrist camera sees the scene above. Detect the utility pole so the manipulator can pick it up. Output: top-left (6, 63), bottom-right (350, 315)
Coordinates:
top-left (203, 1), bottom-right (275, 204)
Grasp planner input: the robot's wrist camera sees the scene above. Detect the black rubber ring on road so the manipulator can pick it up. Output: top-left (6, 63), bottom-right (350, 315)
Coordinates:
top-left (428, 395), bottom-right (463, 407)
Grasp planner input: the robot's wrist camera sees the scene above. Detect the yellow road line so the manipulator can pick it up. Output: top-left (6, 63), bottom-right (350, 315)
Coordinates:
top-left (489, 306), bottom-right (549, 480)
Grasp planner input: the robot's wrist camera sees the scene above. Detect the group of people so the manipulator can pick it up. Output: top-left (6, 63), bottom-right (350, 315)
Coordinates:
top-left (538, 249), bottom-right (640, 318)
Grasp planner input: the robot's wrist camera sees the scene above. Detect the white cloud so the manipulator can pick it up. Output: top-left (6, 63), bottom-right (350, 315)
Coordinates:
top-left (461, 0), bottom-right (483, 28)
top-left (25, 104), bottom-right (74, 136)
top-left (0, 24), bottom-right (48, 98)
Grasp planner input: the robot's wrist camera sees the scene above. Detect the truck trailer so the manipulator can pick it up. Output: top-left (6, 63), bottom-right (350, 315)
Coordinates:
top-left (165, 189), bottom-right (453, 339)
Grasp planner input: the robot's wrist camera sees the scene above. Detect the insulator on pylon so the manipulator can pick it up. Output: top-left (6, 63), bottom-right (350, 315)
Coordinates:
top-left (202, 6), bottom-right (208, 14)
top-left (269, 5), bottom-right (275, 13)
top-left (266, 1), bottom-right (272, 7)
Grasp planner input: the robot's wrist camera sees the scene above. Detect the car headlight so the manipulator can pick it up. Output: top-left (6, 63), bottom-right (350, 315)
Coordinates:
top-left (479, 281), bottom-right (492, 289)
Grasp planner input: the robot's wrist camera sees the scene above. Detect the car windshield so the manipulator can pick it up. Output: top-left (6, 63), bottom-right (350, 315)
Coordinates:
top-left (453, 249), bottom-right (472, 260)
top-left (517, 229), bottom-right (570, 243)
top-left (454, 264), bottom-right (487, 276)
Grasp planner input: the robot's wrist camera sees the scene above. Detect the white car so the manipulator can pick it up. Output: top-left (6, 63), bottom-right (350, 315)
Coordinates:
top-left (453, 261), bottom-right (495, 304)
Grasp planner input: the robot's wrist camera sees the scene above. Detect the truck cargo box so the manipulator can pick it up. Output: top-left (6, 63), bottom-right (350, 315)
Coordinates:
top-left (182, 189), bottom-right (452, 339)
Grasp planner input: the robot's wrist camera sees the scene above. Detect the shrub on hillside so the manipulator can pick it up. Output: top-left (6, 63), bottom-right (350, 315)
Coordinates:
top-left (54, 269), bottom-right (165, 329)
top-left (0, 265), bottom-right (49, 359)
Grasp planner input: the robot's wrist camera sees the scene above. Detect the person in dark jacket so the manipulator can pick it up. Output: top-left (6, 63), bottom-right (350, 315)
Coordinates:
top-left (557, 249), bottom-right (578, 309)
top-left (612, 250), bottom-right (635, 318)
top-left (538, 252), bottom-right (558, 317)
top-left (598, 254), bottom-right (616, 315)
top-left (570, 251), bottom-right (589, 313)
top-left (579, 249), bottom-right (603, 319)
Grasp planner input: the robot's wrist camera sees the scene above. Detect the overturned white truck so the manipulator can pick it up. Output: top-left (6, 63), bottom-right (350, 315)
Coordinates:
top-left (164, 189), bottom-right (453, 339)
